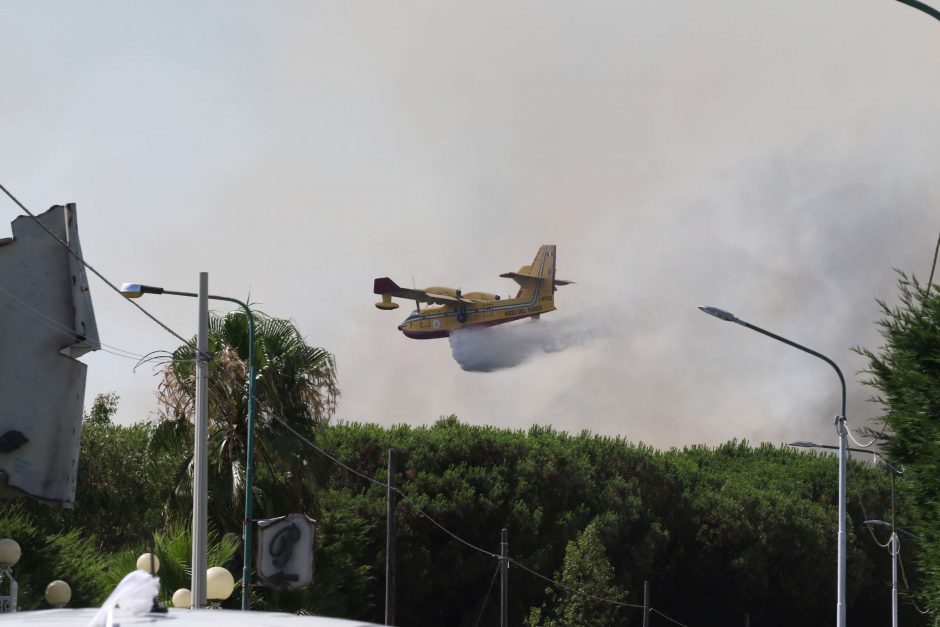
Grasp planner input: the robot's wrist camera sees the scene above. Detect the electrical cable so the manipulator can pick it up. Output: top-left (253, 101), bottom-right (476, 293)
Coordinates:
top-left (471, 562), bottom-right (500, 627)
top-left (0, 183), bottom-right (193, 349)
top-left (847, 424), bottom-right (880, 449)
top-left (271, 415), bottom-right (499, 559)
top-left (0, 283), bottom-right (145, 360)
top-left (0, 283), bottom-right (201, 371)
top-left (507, 558), bottom-right (642, 609)
top-left (265, 397), bottom-right (707, 619)
top-left (897, 553), bottom-right (931, 615)
top-left (867, 527), bottom-right (893, 550)
top-left (843, 416), bottom-right (887, 449)
top-left (926, 229), bottom-right (939, 296)
top-left (856, 493), bottom-right (893, 549)
top-left (651, 607), bottom-right (692, 626)
top-left (274, 414), bottom-right (646, 610)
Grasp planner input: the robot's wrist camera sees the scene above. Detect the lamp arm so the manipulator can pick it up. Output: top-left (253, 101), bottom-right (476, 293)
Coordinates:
top-left (896, 0), bottom-right (940, 23)
top-left (742, 321), bottom-right (847, 417)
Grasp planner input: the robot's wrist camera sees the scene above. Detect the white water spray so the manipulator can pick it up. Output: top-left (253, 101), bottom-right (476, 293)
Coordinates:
top-left (448, 312), bottom-right (610, 372)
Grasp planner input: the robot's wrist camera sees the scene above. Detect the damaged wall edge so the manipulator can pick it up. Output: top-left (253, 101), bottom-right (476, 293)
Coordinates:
top-left (0, 203), bottom-right (99, 508)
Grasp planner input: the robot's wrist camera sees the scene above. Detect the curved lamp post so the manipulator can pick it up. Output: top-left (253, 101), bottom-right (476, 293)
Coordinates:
top-left (121, 282), bottom-right (257, 610)
top-left (699, 306), bottom-right (848, 627)
top-left (895, 0), bottom-right (940, 23)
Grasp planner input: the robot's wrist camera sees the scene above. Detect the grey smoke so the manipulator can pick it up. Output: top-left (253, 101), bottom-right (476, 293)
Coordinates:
top-left (448, 310), bottom-right (611, 372)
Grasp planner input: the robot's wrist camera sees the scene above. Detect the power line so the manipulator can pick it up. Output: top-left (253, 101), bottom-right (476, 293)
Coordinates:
top-left (845, 417), bottom-right (881, 449)
top-left (271, 415), bottom-right (705, 623)
top-left (271, 415), bottom-right (499, 559)
top-left (651, 607), bottom-right (692, 626)
top-left (273, 414), bottom-right (647, 611)
top-left (0, 183), bottom-right (192, 348)
top-left (0, 283), bottom-right (145, 360)
top-left (0, 283), bottom-right (201, 372)
top-left (897, 547), bottom-right (931, 615)
top-left (508, 557), bottom-right (643, 609)
top-left (856, 492), bottom-right (893, 549)
top-left (472, 562), bottom-right (500, 627)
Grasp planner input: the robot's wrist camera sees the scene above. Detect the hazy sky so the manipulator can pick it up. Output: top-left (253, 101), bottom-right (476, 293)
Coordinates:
top-left (3, 1), bottom-right (939, 450)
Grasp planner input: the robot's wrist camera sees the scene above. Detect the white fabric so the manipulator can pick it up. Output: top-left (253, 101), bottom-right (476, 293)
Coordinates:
top-left (87, 570), bottom-right (160, 627)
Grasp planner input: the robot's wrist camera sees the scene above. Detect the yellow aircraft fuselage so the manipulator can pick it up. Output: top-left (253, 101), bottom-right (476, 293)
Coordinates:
top-left (398, 289), bottom-right (556, 339)
top-left (374, 245), bottom-right (570, 339)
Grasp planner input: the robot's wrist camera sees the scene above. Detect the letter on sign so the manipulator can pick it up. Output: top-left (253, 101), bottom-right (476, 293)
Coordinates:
top-left (255, 513), bottom-right (315, 590)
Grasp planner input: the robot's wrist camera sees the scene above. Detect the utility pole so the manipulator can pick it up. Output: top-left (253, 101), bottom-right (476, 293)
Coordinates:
top-left (643, 580), bottom-right (649, 627)
top-left (192, 272), bottom-right (209, 608)
top-left (385, 449), bottom-right (397, 626)
top-left (500, 528), bottom-right (508, 627)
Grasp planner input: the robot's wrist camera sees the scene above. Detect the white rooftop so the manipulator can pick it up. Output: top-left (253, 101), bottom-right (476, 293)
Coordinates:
top-left (0, 608), bottom-right (384, 627)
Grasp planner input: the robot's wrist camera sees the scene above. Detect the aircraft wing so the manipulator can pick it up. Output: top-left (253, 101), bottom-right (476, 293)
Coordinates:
top-left (373, 277), bottom-right (469, 305)
top-left (500, 272), bottom-right (574, 287)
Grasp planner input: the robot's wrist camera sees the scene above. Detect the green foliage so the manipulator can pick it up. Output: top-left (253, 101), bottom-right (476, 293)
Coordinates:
top-left (527, 516), bottom-right (627, 627)
top-left (83, 392), bottom-right (120, 426)
top-left (69, 420), bottom-right (178, 551)
top-left (104, 524), bottom-right (240, 606)
top-left (155, 310), bottom-right (338, 534)
top-left (319, 419), bottom-right (916, 626)
top-left (859, 272), bottom-right (940, 611)
top-left (40, 530), bottom-right (113, 607)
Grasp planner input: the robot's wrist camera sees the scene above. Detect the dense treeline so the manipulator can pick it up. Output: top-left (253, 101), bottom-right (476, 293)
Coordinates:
top-left (1, 413), bottom-right (920, 626)
top-left (320, 418), bottom-right (920, 626)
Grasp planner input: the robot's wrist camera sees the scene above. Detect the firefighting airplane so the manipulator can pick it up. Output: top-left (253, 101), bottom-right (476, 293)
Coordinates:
top-left (374, 244), bottom-right (572, 339)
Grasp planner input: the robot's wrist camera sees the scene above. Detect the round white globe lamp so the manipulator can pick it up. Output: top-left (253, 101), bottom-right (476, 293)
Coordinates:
top-left (0, 539), bottom-right (21, 568)
top-left (136, 553), bottom-right (160, 573)
top-left (44, 580), bottom-right (71, 608)
top-left (0, 539), bottom-right (21, 613)
top-left (172, 588), bottom-right (191, 609)
top-left (206, 567), bottom-right (235, 607)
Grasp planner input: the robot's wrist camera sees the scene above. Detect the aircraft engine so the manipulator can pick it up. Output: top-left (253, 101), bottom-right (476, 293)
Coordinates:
top-left (425, 286), bottom-right (459, 297)
top-left (462, 292), bottom-right (500, 301)
top-left (375, 294), bottom-right (400, 310)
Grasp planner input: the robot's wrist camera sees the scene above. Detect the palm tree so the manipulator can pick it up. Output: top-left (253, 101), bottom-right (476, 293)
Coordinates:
top-left (153, 309), bottom-right (338, 533)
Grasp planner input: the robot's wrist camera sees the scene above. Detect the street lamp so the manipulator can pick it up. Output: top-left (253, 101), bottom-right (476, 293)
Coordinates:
top-left (863, 519), bottom-right (920, 627)
top-left (172, 588), bottom-right (192, 609)
top-left (699, 306), bottom-right (848, 627)
top-left (206, 566), bottom-right (235, 608)
top-left (0, 538), bottom-right (21, 613)
top-left (44, 580), bottom-right (71, 608)
top-left (790, 442), bottom-right (904, 627)
top-left (121, 279), bottom-right (258, 610)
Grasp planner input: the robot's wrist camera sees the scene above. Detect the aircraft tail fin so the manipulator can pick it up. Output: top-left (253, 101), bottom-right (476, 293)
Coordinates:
top-left (500, 245), bottom-right (571, 301)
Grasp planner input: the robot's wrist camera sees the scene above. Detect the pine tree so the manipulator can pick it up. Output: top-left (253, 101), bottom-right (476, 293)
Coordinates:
top-left (527, 518), bottom-right (627, 627)
top-left (859, 272), bottom-right (940, 611)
